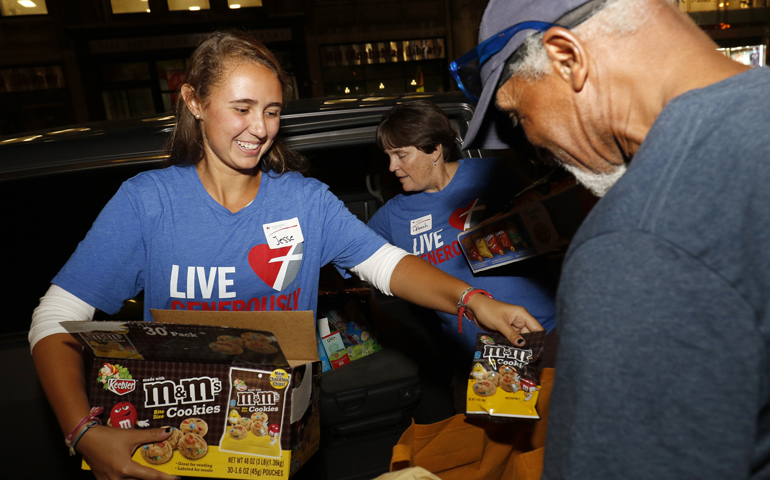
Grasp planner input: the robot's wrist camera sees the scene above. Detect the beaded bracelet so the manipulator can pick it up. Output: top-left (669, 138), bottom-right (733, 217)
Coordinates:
top-left (456, 287), bottom-right (493, 333)
top-left (65, 407), bottom-right (103, 453)
top-left (68, 420), bottom-right (99, 456)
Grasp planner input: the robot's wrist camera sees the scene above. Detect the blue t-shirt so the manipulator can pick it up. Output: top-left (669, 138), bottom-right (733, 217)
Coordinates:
top-left (543, 67), bottom-right (770, 479)
top-left (368, 158), bottom-right (556, 363)
top-left (53, 165), bottom-right (386, 320)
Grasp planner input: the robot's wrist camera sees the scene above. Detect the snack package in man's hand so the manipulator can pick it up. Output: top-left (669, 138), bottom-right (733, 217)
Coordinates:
top-left (466, 330), bottom-right (545, 421)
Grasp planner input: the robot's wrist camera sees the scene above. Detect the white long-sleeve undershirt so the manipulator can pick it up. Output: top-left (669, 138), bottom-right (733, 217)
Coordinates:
top-left (28, 244), bottom-right (410, 353)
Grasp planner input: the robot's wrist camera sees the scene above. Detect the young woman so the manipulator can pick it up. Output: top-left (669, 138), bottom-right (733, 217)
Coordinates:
top-left (368, 100), bottom-right (558, 411)
top-left (29, 31), bottom-right (541, 480)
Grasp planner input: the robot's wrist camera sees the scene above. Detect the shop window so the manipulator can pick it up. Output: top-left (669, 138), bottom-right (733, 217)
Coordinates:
top-left (0, 64), bottom-right (71, 135)
top-left (101, 62), bottom-right (151, 83)
top-left (102, 88), bottom-right (155, 120)
top-left (325, 60), bottom-right (446, 97)
top-left (326, 82), bottom-right (366, 96)
top-left (227, 0), bottom-right (262, 8)
top-left (0, 0), bottom-right (48, 16)
top-left (110, 0), bottom-right (150, 14)
top-left (718, 45), bottom-right (766, 66)
top-left (362, 64), bottom-right (404, 95)
top-left (0, 65), bottom-right (64, 92)
top-left (366, 79), bottom-right (403, 95)
top-left (167, 0), bottom-right (210, 11)
top-left (680, 0), bottom-right (768, 11)
top-left (157, 59), bottom-right (186, 112)
top-left (321, 39), bottom-right (447, 97)
top-left (324, 66), bottom-right (365, 85)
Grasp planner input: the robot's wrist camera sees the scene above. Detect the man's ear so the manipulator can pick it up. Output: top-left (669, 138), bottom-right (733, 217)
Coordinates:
top-left (542, 27), bottom-right (588, 92)
top-left (181, 84), bottom-right (200, 118)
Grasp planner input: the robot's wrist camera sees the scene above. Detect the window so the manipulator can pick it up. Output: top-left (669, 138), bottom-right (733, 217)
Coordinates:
top-left (110, 0), bottom-right (150, 14)
top-left (0, 65), bottom-right (72, 135)
top-left (718, 45), bottom-right (766, 66)
top-left (0, 65), bottom-right (64, 92)
top-left (679, 0), bottom-right (768, 11)
top-left (0, 0), bottom-right (47, 16)
top-left (99, 59), bottom-right (190, 119)
top-left (227, 0), bottom-right (262, 8)
top-left (102, 88), bottom-right (156, 120)
top-left (167, 0), bottom-right (210, 11)
top-left (157, 59), bottom-right (186, 112)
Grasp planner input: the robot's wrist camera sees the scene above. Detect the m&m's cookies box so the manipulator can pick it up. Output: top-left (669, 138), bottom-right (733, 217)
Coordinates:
top-left (62, 309), bottom-right (320, 479)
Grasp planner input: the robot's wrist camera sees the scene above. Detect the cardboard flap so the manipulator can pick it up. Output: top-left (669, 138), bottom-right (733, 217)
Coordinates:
top-left (150, 309), bottom-right (318, 364)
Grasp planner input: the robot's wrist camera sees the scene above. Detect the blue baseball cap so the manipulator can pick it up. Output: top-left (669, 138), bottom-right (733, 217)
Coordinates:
top-left (461, 0), bottom-right (601, 150)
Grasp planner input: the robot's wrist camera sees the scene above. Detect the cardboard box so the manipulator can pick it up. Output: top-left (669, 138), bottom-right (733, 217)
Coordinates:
top-left (62, 309), bottom-right (320, 479)
top-left (457, 201), bottom-right (560, 274)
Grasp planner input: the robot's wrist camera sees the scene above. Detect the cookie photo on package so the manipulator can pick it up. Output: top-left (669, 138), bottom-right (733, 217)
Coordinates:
top-left (466, 330), bottom-right (545, 421)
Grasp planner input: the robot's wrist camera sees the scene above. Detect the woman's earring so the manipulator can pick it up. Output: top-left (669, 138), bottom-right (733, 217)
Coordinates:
top-left (195, 114), bottom-right (200, 120)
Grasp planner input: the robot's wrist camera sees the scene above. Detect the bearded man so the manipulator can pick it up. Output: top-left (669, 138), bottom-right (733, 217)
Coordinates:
top-left (454, 0), bottom-right (770, 477)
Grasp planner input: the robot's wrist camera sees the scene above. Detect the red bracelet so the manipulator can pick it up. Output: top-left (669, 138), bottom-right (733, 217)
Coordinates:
top-left (64, 407), bottom-right (103, 449)
top-left (457, 288), bottom-right (493, 333)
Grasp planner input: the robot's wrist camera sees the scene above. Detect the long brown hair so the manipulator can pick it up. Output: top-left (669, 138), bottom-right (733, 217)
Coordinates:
top-left (163, 29), bottom-right (307, 174)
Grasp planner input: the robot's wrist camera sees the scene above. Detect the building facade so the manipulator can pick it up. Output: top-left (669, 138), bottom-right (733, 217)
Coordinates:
top-left (1, 0), bottom-right (767, 136)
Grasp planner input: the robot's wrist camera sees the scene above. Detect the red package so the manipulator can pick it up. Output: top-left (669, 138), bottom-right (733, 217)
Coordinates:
top-left (493, 223), bottom-right (514, 252)
top-left (483, 228), bottom-right (505, 256)
top-left (472, 232), bottom-right (494, 259)
top-left (462, 235), bottom-right (483, 262)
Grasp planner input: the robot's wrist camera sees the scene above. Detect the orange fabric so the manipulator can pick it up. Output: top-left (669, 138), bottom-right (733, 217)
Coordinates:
top-left (390, 368), bottom-right (554, 480)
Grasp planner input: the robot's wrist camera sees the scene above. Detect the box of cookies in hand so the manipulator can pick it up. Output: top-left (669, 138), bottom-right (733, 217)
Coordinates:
top-left (61, 309), bottom-right (321, 479)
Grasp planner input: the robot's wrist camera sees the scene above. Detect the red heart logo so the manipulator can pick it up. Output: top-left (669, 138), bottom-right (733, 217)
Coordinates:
top-left (449, 198), bottom-right (486, 231)
top-left (248, 243), bottom-right (303, 291)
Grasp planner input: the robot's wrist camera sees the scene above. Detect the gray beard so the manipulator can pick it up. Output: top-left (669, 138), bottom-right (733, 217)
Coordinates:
top-left (560, 162), bottom-right (628, 197)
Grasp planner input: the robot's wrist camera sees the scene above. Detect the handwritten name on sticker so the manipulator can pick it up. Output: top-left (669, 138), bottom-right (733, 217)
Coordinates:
top-left (263, 217), bottom-right (304, 249)
top-left (411, 214), bottom-right (432, 236)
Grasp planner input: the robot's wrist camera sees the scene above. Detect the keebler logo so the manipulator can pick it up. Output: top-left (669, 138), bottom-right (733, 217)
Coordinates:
top-left (449, 198), bottom-right (486, 231)
top-left (107, 378), bottom-right (136, 396)
top-left (248, 242), bottom-right (304, 291)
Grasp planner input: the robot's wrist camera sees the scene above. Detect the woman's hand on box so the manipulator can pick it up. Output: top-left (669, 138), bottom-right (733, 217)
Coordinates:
top-left (78, 425), bottom-right (179, 480)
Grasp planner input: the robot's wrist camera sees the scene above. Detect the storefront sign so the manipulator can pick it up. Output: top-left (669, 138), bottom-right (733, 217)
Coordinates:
top-left (320, 39), bottom-right (445, 67)
top-left (90, 29), bottom-right (292, 54)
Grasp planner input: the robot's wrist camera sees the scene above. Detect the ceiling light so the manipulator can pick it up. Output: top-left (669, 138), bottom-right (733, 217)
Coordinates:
top-left (230, 3), bottom-right (241, 8)
top-left (18, 0), bottom-right (37, 7)
top-left (189, 6), bottom-right (201, 10)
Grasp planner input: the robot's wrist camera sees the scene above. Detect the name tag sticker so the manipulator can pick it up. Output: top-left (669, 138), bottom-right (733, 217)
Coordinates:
top-left (263, 217), bottom-right (304, 249)
top-left (411, 214), bottom-right (432, 236)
